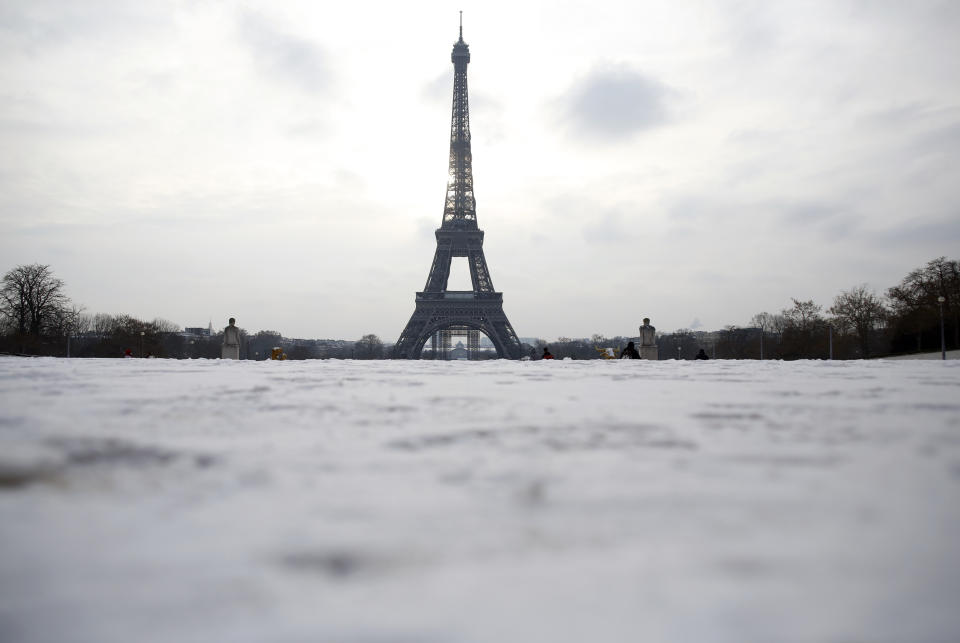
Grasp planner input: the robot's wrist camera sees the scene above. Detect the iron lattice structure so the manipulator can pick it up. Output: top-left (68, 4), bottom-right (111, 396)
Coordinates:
top-left (394, 24), bottom-right (522, 360)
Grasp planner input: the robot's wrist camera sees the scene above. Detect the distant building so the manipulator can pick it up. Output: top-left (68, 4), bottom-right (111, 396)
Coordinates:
top-left (450, 341), bottom-right (469, 360)
top-left (183, 327), bottom-right (211, 337)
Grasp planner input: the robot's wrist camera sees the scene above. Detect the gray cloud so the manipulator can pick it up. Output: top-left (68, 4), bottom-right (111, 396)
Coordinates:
top-left (873, 217), bottom-right (960, 247)
top-left (762, 201), bottom-right (861, 242)
top-left (779, 203), bottom-right (843, 227)
top-left (558, 64), bottom-right (674, 141)
top-left (238, 12), bottom-right (329, 93)
top-left (421, 72), bottom-right (449, 103)
top-left (581, 208), bottom-right (636, 244)
top-left (284, 118), bottom-right (326, 138)
top-left (0, 2), bottom-right (167, 53)
top-left (717, 1), bottom-right (782, 56)
top-left (906, 120), bottom-right (960, 161)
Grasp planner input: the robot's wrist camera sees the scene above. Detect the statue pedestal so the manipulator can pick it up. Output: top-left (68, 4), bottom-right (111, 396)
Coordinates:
top-left (222, 319), bottom-right (241, 360)
top-left (638, 318), bottom-right (657, 360)
top-left (640, 345), bottom-right (658, 360)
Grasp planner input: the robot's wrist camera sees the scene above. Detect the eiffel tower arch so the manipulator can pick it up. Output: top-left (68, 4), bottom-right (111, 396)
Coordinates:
top-left (394, 20), bottom-right (523, 360)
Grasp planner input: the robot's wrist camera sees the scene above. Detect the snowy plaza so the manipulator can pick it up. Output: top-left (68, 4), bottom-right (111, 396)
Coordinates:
top-left (1, 356), bottom-right (959, 643)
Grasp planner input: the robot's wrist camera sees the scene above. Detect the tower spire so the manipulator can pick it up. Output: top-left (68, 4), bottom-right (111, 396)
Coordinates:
top-left (445, 19), bottom-right (475, 228)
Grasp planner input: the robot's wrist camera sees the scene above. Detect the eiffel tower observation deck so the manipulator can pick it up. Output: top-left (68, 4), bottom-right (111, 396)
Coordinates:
top-left (393, 19), bottom-right (523, 360)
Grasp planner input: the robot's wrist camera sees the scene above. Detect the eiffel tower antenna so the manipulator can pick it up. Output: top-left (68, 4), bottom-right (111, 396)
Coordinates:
top-left (393, 23), bottom-right (523, 360)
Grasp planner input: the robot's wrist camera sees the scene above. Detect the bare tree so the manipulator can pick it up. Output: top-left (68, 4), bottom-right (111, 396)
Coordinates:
top-left (750, 312), bottom-right (774, 332)
top-left (354, 334), bottom-right (383, 359)
top-left (78, 313), bottom-right (96, 334)
top-left (1, 264), bottom-right (72, 336)
top-left (770, 313), bottom-right (788, 345)
top-left (783, 299), bottom-right (822, 331)
top-left (151, 317), bottom-right (182, 334)
top-left (829, 285), bottom-right (888, 358)
top-left (46, 304), bottom-right (86, 338)
top-left (90, 313), bottom-right (116, 337)
top-left (780, 299), bottom-right (824, 359)
top-left (887, 256), bottom-right (959, 352)
top-left (749, 311), bottom-right (775, 359)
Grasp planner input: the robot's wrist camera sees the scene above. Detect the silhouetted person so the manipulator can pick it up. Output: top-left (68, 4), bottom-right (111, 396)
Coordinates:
top-left (695, 348), bottom-right (709, 360)
top-left (542, 347), bottom-right (554, 360)
top-left (620, 341), bottom-right (640, 359)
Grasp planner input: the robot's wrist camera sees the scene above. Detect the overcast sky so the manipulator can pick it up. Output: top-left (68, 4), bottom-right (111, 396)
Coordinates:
top-left (1, 0), bottom-right (958, 341)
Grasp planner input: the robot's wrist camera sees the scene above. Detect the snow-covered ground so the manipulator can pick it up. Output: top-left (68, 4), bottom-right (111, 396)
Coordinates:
top-left (884, 349), bottom-right (960, 360)
top-left (1, 356), bottom-right (959, 643)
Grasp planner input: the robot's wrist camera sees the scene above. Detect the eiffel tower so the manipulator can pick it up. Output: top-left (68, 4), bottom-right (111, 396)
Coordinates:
top-left (393, 20), bottom-right (523, 360)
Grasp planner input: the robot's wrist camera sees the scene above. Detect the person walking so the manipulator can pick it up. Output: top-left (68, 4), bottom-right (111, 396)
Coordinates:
top-left (695, 348), bottom-right (709, 360)
top-left (620, 341), bottom-right (640, 359)
top-left (542, 347), bottom-right (554, 360)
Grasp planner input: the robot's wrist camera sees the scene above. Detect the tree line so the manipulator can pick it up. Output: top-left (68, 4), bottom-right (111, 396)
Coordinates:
top-left (654, 256), bottom-right (957, 360)
top-left (2, 257), bottom-right (956, 360)
top-left (0, 263), bottom-right (384, 359)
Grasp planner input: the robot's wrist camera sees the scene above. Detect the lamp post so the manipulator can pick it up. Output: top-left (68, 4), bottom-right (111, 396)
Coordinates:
top-left (939, 296), bottom-right (946, 360)
top-left (828, 325), bottom-right (833, 360)
top-left (676, 344), bottom-right (681, 360)
top-left (139, 331), bottom-right (145, 358)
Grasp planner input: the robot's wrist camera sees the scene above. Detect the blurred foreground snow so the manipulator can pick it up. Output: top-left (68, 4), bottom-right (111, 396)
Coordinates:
top-left (1, 356), bottom-right (959, 643)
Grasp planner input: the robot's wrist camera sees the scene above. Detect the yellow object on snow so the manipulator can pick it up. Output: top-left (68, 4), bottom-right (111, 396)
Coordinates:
top-left (595, 347), bottom-right (617, 359)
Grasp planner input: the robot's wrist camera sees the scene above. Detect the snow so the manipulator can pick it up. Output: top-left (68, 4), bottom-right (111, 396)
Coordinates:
top-left (884, 349), bottom-right (960, 360)
top-left (1, 356), bottom-right (959, 643)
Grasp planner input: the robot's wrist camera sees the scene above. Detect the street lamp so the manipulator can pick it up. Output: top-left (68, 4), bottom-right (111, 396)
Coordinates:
top-left (676, 344), bottom-right (682, 360)
top-left (140, 331), bottom-right (145, 358)
top-left (938, 296), bottom-right (946, 361)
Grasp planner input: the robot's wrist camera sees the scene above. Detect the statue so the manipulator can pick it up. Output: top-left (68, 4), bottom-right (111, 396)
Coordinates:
top-left (639, 317), bottom-right (658, 360)
top-left (221, 317), bottom-right (241, 360)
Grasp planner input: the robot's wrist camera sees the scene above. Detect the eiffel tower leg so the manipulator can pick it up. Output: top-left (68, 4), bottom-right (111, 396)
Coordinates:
top-left (468, 329), bottom-right (479, 359)
top-left (424, 244), bottom-right (452, 292)
top-left (394, 309), bottom-right (429, 359)
top-left (468, 248), bottom-right (494, 292)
